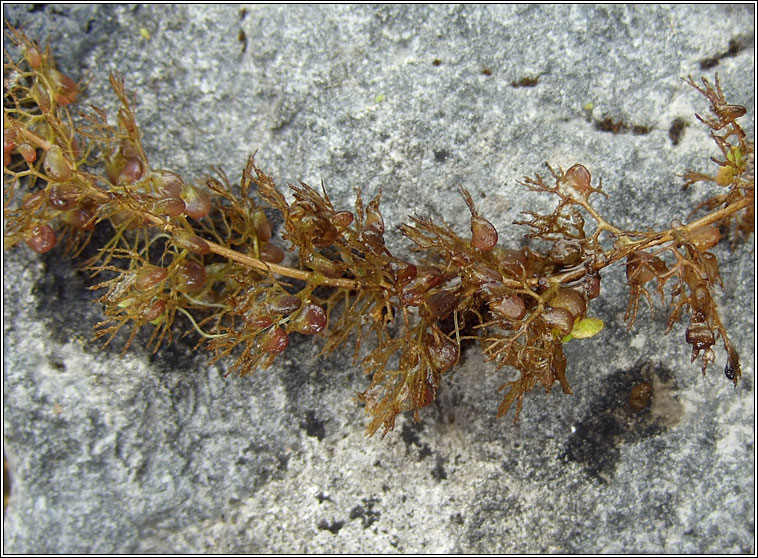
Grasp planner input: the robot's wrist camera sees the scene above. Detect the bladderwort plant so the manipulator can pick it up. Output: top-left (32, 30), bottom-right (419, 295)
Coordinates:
top-left (3, 27), bottom-right (754, 436)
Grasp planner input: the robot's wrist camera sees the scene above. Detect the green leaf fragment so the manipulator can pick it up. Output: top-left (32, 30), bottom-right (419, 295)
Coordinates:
top-left (561, 317), bottom-right (604, 343)
top-left (727, 146), bottom-right (743, 167)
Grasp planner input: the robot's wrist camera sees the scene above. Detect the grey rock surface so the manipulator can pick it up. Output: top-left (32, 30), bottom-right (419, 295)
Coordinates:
top-left (2, 4), bottom-right (754, 553)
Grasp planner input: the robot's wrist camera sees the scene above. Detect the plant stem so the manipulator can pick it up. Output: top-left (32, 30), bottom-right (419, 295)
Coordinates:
top-left (547, 194), bottom-right (753, 286)
top-left (12, 117), bottom-right (750, 294)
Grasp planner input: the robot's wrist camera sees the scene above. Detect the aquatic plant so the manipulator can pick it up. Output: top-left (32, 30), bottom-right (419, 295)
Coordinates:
top-left (3, 27), bottom-right (753, 436)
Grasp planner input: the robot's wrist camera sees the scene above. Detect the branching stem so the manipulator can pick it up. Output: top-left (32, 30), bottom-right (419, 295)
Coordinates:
top-left (543, 194), bottom-right (752, 287)
top-left (11, 111), bottom-right (752, 292)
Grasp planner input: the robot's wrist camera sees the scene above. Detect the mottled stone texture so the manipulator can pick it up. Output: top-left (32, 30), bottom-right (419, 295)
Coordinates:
top-left (3, 4), bottom-right (754, 553)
